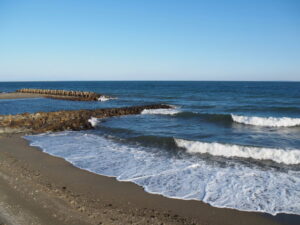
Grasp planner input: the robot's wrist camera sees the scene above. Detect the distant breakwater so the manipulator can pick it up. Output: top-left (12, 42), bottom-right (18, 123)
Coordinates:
top-left (16, 88), bottom-right (106, 101)
top-left (0, 104), bottom-right (171, 134)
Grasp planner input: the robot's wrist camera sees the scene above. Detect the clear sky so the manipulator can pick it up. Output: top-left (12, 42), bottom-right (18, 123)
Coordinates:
top-left (0, 0), bottom-right (299, 81)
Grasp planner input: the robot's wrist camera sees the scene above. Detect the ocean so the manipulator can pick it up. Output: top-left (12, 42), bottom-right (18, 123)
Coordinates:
top-left (1, 81), bottom-right (300, 217)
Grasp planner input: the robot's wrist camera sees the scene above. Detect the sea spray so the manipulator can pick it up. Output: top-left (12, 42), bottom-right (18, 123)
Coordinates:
top-left (88, 117), bottom-right (100, 127)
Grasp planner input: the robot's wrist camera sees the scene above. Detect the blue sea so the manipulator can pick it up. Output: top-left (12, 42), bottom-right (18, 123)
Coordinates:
top-left (1, 81), bottom-right (300, 219)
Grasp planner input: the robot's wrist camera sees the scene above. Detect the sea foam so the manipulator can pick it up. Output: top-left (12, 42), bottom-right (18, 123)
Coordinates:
top-left (175, 139), bottom-right (300, 165)
top-left (231, 114), bottom-right (300, 127)
top-left (24, 131), bottom-right (300, 216)
top-left (88, 117), bottom-right (100, 127)
top-left (141, 108), bottom-right (180, 115)
top-left (98, 96), bottom-right (117, 101)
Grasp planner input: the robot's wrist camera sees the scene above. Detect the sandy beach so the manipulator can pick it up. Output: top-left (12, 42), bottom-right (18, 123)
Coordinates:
top-left (1, 0), bottom-right (299, 223)
top-left (0, 134), bottom-right (286, 225)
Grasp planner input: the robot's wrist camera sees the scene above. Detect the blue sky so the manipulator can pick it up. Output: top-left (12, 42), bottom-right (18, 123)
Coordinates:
top-left (0, 0), bottom-right (299, 81)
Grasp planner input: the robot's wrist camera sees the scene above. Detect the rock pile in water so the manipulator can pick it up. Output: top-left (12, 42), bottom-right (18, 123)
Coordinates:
top-left (16, 88), bottom-right (104, 101)
top-left (0, 104), bottom-right (171, 134)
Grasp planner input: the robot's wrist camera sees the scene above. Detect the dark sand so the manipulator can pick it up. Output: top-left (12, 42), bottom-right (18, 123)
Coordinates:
top-left (0, 134), bottom-right (292, 225)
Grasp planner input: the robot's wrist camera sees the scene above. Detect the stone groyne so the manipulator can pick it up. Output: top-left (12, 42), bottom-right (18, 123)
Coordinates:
top-left (0, 104), bottom-right (171, 134)
top-left (16, 88), bottom-right (105, 101)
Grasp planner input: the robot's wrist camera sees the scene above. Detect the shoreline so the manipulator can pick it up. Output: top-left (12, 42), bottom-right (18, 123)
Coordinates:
top-left (0, 133), bottom-right (291, 225)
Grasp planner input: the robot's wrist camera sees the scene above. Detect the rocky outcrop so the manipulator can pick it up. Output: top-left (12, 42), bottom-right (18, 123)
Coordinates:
top-left (16, 89), bottom-right (107, 101)
top-left (0, 104), bottom-right (171, 134)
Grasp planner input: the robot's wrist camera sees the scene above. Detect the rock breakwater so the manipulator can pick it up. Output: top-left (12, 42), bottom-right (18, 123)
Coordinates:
top-left (16, 88), bottom-right (107, 101)
top-left (0, 104), bottom-right (171, 134)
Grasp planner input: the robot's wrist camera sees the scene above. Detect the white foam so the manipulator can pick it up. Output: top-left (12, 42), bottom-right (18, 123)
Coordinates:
top-left (141, 108), bottom-right (180, 115)
top-left (175, 139), bottom-right (300, 165)
top-left (231, 114), bottom-right (300, 127)
top-left (24, 131), bottom-right (300, 216)
top-left (88, 117), bottom-right (100, 127)
top-left (98, 96), bottom-right (117, 101)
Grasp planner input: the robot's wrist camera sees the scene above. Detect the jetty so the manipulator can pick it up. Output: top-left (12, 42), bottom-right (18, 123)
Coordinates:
top-left (0, 104), bottom-right (171, 134)
top-left (15, 88), bottom-right (107, 101)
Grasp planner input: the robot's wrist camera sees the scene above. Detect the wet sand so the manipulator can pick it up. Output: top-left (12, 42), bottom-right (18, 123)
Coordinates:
top-left (0, 134), bottom-right (290, 225)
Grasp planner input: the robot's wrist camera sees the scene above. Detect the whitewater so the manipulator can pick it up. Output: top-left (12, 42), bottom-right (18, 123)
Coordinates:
top-left (231, 114), bottom-right (300, 127)
top-left (25, 131), bottom-right (300, 216)
top-left (2, 81), bottom-right (300, 219)
top-left (175, 139), bottom-right (300, 165)
top-left (141, 109), bottom-right (300, 128)
top-left (141, 108), bottom-right (181, 115)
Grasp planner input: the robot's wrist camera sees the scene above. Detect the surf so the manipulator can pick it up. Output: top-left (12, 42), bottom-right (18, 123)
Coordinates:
top-left (231, 114), bottom-right (300, 127)
top-left (24, 131), bottom-right (300, 216)
top-left (141, 108), bottom-right (181, 115)
top-left (175, 138), bottom-right (300, 165)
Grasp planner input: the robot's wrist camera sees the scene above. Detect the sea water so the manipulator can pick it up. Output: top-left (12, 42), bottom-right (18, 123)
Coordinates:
top-left (1, 81), bottom-right (300, 216)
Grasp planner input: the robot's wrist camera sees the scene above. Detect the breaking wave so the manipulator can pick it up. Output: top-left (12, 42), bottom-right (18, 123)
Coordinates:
top-left (141, 108), bottom-right (181, 115)
top-left (231, 114), bottom-right (300, 127)
top-left (140, 109), bottom-right (300, 128)
top-left (175, 139), bottom-right (300, 165)
top-left (176, 112), bottom-right (300, 128)
top-left (24, 131), bottom-right (300, 216)
top-left (98, 96), bottom-right (117, 101)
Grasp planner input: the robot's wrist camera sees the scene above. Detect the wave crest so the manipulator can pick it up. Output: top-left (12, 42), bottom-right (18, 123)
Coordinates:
top-left (141, 108), bottom-right (180, 115)
top-left (98, 96), bottom-right (117, 101)
top-left (231, 114), bottom-right (300, 127)
top-left (175, 138), bottom-right (300, 165)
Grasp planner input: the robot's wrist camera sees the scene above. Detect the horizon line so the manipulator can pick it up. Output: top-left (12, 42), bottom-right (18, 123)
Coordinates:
top-left (0, 80), bottom-right (299, 82)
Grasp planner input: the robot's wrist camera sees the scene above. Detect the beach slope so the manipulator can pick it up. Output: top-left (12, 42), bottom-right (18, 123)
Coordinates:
top-left (0, 134), bottom-right (281, 225)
